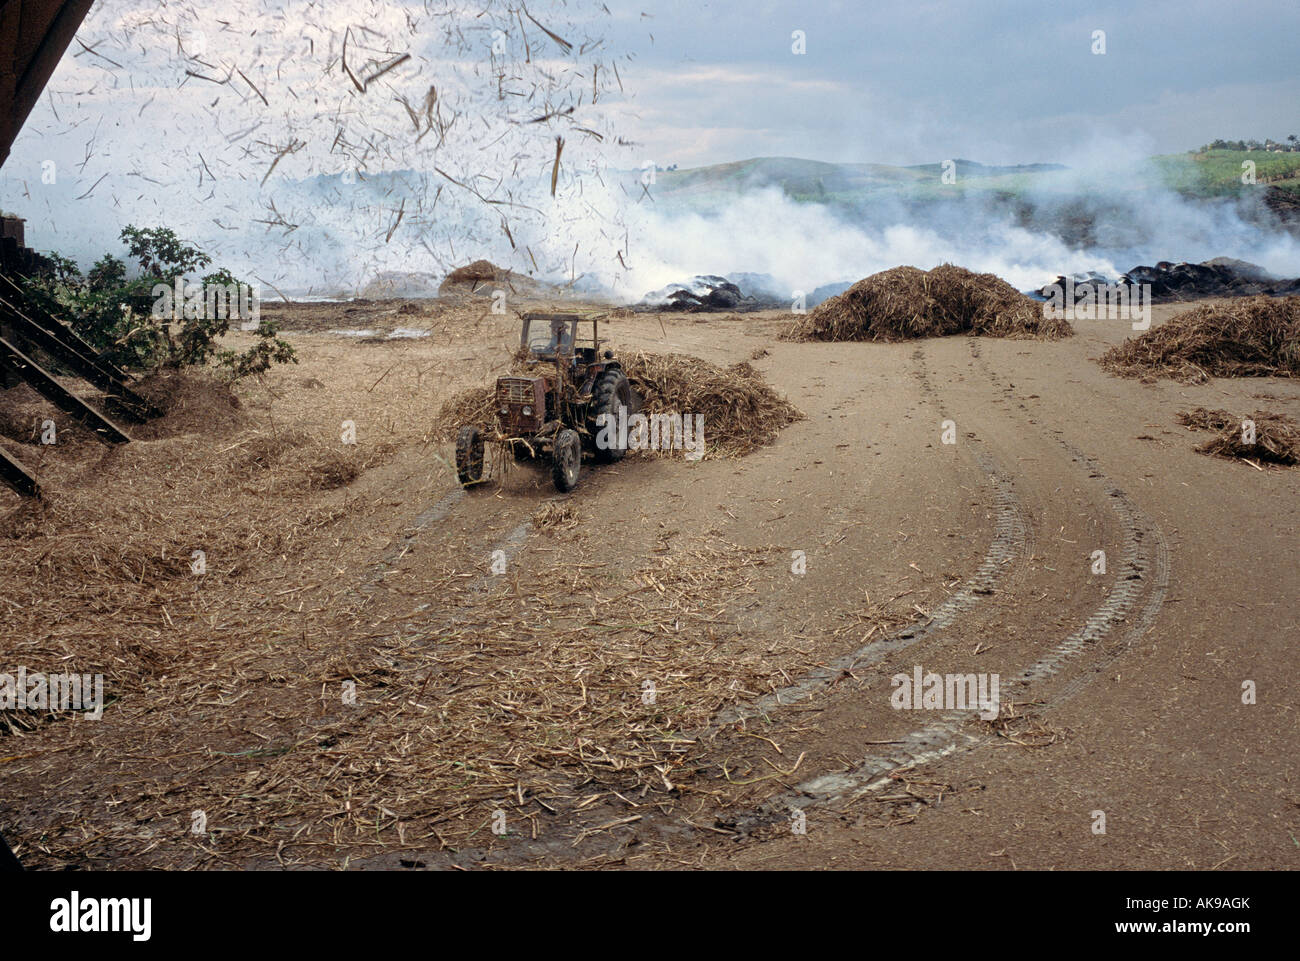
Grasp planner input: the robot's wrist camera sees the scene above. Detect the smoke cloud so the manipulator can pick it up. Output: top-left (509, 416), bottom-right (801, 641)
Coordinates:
top-left (585, 155), bottom-right (1300, 303)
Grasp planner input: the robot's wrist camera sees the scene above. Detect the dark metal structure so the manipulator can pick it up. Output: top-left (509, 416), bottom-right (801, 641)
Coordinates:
top-left (1, 0), bottom-right (96, 169)
top-left (0, 1), bottom-right (160, 498)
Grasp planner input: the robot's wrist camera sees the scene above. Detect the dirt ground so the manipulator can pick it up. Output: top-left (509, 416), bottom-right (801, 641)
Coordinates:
top-left (1, 293), bottom-right (1297, 870)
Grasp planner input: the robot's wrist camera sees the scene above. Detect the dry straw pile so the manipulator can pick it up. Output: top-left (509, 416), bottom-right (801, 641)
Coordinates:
top-left (1176, 407), bottom-right (1298, 466)
top-left (1102, 296), bottom-right (1300, 382)
top-left (783, 264), bottom-right (1073, 342)
top-left (440, 259), bottom-right (502, 288)
top-left (434, 351), bottom-right (803, 458)
top-left (434, 382), bottom-right (498, 436)
top-left (437, 260), bottom-right (561, 300)
top-left (622, 351), bottom-right (802, 457)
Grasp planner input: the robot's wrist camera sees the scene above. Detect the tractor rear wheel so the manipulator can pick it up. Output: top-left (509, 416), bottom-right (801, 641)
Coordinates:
top-left (455, 425), bottom-right (485, 486)
top-left (589, 369), bottom-right (634, 463)
top-left (551, 428), bottom-right (581, 492)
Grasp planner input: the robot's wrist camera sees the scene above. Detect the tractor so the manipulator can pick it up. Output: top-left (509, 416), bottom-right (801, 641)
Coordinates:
top-left (455, 312), bottom-right (639, 492)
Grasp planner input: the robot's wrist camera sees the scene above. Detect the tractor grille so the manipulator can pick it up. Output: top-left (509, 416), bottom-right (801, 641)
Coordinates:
top-left (496, 377), bottom-right (545, 432)
top-left (498, 378), bottom-right (535, 404)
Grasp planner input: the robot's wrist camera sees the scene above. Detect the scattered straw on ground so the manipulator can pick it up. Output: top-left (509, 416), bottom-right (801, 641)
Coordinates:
top-left (433, 351), bottom-right (803, 458)
top-left (0, 316), bottom-right (920, 868)
top-left (532, 501), bottom-right (577, 531)
top-left (0, 354), bottom-right (454, 868)
top-left (1175, 407), bottom-right (1299, 466)
top-left (1102, 296), bottom-right (1300, 382)
top-left (782, 264), bottom-right (1072, 342)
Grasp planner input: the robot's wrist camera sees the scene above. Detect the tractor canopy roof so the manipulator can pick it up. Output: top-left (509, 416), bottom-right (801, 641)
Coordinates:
top-left (520, 312), bottom-right (599, 360)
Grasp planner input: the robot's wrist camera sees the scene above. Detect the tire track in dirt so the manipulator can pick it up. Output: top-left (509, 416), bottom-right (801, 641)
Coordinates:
top-left (969, 345), bottom-right (1172, 705)
top-left (369, 487), bottom-right (465, 586)
top-left (722, 338), bottom-right (1170, 829)
top-left (348, 332), bottom-right (1159, 862)
top-left (472, 341), bottom-right (1039, 856)
top-left (368, 489), bottom-right (554, 638)
top-left (353, 338), bottom-right (1034, 864)
top-left (358, 445), bottom-right (576, 610)
top-left (308, 455), bottom-right (557, 713)
top-left (712, 422), bottom-right (1030, 726)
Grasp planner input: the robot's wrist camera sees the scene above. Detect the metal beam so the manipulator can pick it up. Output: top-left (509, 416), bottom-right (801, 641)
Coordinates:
top-left (0, 335), bottom-right (129, 444)
top-left (0, 294), bottom-right (160, 420)
top-left (0, 443), bottom-right (39, 497)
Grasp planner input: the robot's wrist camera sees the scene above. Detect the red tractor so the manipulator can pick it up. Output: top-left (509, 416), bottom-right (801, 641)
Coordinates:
top-left (455, 312), bottom-right (639, 492)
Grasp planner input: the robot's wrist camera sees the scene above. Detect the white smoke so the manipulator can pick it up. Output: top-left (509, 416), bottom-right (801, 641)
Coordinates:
top-left (573, 159), bottom-right (1300, 303)
top-left (0, 0), bottom-right (636, 296)
top-left (597, 186), bottom-right (1119, 299)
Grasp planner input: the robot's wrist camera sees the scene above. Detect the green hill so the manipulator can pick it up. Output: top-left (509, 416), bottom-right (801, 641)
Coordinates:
top-left (644, 151), bottom-right (1300, 206)
top-left (1153, 149), bottom-right (1300, 199)
top-left (649, 156), bottom-right (1070, 205)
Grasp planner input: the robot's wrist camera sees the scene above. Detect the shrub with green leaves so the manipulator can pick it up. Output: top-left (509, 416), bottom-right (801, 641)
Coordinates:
top-left (28, 225), bottom-right (296, 380)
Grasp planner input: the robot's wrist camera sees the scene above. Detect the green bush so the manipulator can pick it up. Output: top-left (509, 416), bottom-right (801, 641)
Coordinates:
top-left (29, 225), bottom-right (296, 380)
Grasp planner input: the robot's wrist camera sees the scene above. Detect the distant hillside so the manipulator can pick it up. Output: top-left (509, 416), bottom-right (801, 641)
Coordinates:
top-left (646, 152), bottom-right (1300, 207)
top-left (294, 152), bottom-right (1300, 213)
top-left (1154, 149), bottom-right (1300, 200)
top-left (648, 156), bottom-right (1069, 205)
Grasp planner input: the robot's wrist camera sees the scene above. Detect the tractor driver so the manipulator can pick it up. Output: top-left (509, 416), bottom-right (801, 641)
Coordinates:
top-left (546, 319), bottom-right (574, 356)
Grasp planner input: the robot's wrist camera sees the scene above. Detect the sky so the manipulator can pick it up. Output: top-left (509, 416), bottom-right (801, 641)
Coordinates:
top-left (597, 0), bottom-right (1300, 168)
top-left (1, 0), bottom-right (1297, 291)
top-left (7, 1), bottom-right (1298, 180)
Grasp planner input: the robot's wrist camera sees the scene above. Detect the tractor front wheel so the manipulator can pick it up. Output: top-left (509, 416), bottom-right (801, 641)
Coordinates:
top-left (455, 425), bottom-right (485, 486)
top-left (551, 428), bottom-right (581, 492)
